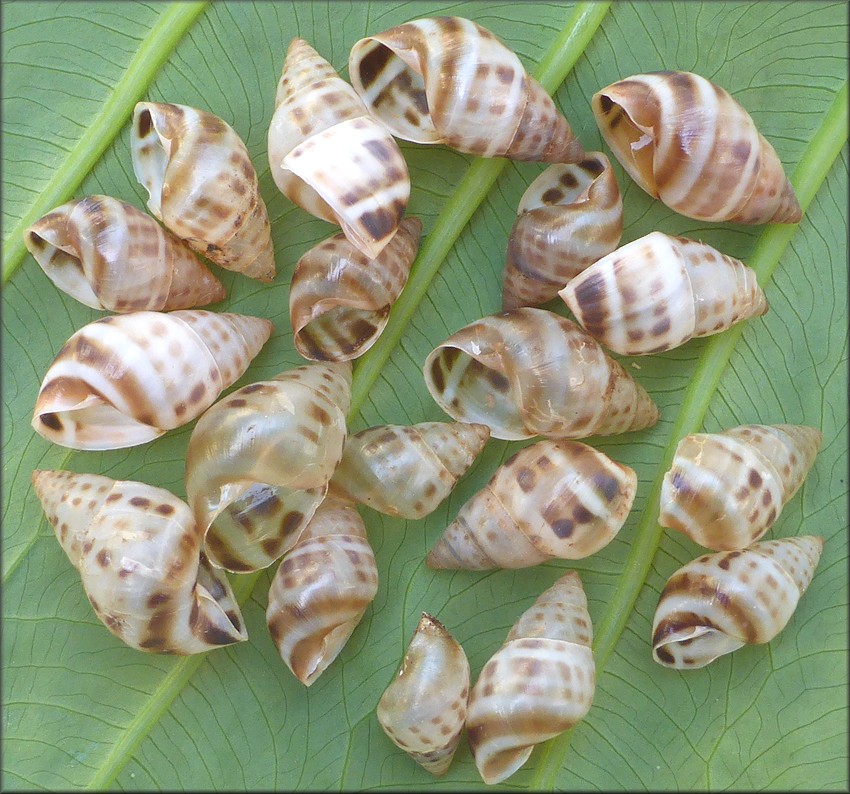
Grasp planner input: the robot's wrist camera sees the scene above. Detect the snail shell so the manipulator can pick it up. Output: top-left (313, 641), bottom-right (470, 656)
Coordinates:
top-left (329, 421), bottom-right (490, 520)
top-left (290, 216), bottom-right (422, 361)
top-left (466, 570), bottom-right (595, 784)
top-left (24, 195), bottom-right (225, 312)
top-left (31, 470), bottom-right (247, 654)
top-left (32, 310), bottom-right (273, 451)
top-left (502, 153), bottom-right (623, 310)
top-left (377, 613), bottom-right (470, 776)
top-left (349, 16), bottom-right (585, 163)
top-left (427, 439), bottom-right (636, 569)
top-left (185, 362), bottom-right (351, 572)
top-left (132, 102), bottom-right (275, 282)
top-left (266, 495), bottom-right (378, 685)
top-left (268, 37), bottom-right (410, 260)
top-left (652, 535), bottom-right (824, 669)
top-left (423, 307), bottom-right (660, 440)
top-left (559, 231), bottom-right (768, 355)
top-left (660, 424), bottom-right (822, 550)
top-left (592, 70), bottom-right (801, 224)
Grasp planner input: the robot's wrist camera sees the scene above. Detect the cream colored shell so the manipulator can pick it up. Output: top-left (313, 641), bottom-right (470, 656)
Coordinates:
top-left (423, 307), bottom-right (659, 440)
top-left (559, 231), bottom-right (768, 355)
top-left (349, 16), bottom-right (584, 162)
top-left (185, 362), bottom-right (351, 573)
top-left (466, 571), bottom-right (595, 784)
top-left (593, 71), bottom-right (801, 224)
top-left (32, 310), bottom-right (272, 451)
top-left (25, 195), bottom-right (225, 312)
top-left (652, 535), bottom-right (823, 669)
top-left (132, 102), bottom-right (275, 281)
top-left (660, 424), bottom-right (822, 550)
top-left (427, 439), bottom-right (636, 569)
top-left (32, 470), bottom-right (247, 654)
top-left (377, 613), bottom-right (470, 776)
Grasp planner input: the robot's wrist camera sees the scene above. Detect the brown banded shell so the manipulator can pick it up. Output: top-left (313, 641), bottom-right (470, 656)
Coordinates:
top-left (660, 424), bottom-right (822, 550)
top-left (329, 421), bottom-right (490, 519)
top-left (131, 101), bottom-right (275, 282)
top-left (349, 16), bottom-right (584, 163)
top-left (31, 470), bottom-right (247, 654)
top-left (185, 362), bottom-right (351, 572)
top-left (427, 439), bottom-right (636, 569)
top-left (652, 535), bottom-right (823, 669)
top-left (423, 307), bottom-right (659, 440)
top-left (466, 570), bottom-right (595, 784)
top-left (593, 71), bottom-right (801, 224)
top-left (377, 613), bottom-right (470, 776)
top-left (266, 496), bottom-right (378, 685)
top-left (559, 231), bottom-right (768, 355)
top-left (502, 153), bottom-right (623, 310)
top-left (290, 217), bottom-right (422, 361)
top-left (24, 195), bottom-right (225, 312)
top-left (268, 38), bottom-right (410, 260)
top-left (32, 310), bottom-right (273, 451)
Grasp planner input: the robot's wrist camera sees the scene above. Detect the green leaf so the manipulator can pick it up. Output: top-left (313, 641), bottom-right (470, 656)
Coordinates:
top-left (2, 2), bottom-right (847, 791)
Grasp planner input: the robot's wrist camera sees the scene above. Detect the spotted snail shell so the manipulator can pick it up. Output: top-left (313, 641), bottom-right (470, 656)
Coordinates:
top-left (593, 70), bottom-right (801, 224)
top-left (652, 535), bottom-right (823, 669)
top-left (24, 195), bottom-right (225, 312)
top-left (502, 153), bottom-right (623, 310)
top-left (32, 470), bottom-right (247, 654)
top-left (423, 307), bottom-right (660, 440)
top-left (427, 439), bottom-right (636, 569)
top-left (377, 613), bottom-right (470, 776)
top-left (466, 570), bottom-right (595, 784)
top-left (266, 495), bottom-right (378, 686)
top-left (290, 217), bottom-right (422, 361)
top-left (329, 421), bottom-right (490, 520)
top-left (349, 16), bottom-right (585, 163)
top-left (660, 424), bottom-right (822, 551)
top-left (32, 310), bottom-right (272, 451)
top-left (132, 102), bottom-right (275, 282)
top-left (268, 37), bottom-right (410, 260)
top-left (559, 231), bottom-right (768, 355)
top-left (185, 361), bottom-right (351, 573)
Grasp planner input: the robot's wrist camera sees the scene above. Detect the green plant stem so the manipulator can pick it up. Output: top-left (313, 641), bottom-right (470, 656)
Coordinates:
top-left (347, 1), bottom-right (611, 418)
top-left (1, 1), bottom-right (209, 285)
top-left (531, 78), bottom-right (848, 791)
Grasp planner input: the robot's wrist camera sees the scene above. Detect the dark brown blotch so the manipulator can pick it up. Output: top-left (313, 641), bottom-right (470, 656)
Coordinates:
top-left (551, 519), bottom-right (574, 539)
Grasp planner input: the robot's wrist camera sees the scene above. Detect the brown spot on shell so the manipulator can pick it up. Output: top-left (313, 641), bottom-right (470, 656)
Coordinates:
top-left (748, 469), bottom-right (763, 488)
top-left (551, 519), bottom-right (574, 538)
top-left (129, 496), bottom-right (151, 508)
top-left (40, 413), bottom-right (63, 432)
top-left (96, 549), bottom-right (111, 567)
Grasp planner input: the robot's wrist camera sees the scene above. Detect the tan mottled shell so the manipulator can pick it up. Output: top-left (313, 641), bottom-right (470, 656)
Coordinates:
top-left (660, 424), bottom-right (822, 550)
top-left (32, 470), bottom-right (247, 654)
top-left (427, 439), bottom-right (636, 569)
top-left (559, 231), bottom-right (768, 355)
top-left (32, 310), bottom-right (273, 451)
top-left (24, 195), bottom-right (225, 312)
top-left (132, 102), bottom-right (275, 282)
top-left (329, 421), bottom-right (490, 519)
top-left (377, 613), bottom-right (470, 776)
top-left (266, 496), bottom-right (378, 685)
top-left (466, 571), bottom-right (595, 784)
top-left (268, 38), bottom-right (410, 260)
top-left (593, 71), bottom-right (801, 224)
top-left (349, 16), bottom-right (584, 163)
top-left (423, 307), bottom-right (659, 440)
top-left (652, 535), bottom-right (823, 669)
top-left (502, 153), bottom-right (623, 310)
top-left (290, 217), bottom-right (422, 361)
top-left (185, 362), bottom-right (351, 572)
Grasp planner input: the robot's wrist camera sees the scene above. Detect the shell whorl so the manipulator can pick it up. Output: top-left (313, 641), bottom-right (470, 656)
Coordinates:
top-left (24, 195), bottom-right (225, 312)
top-left (592, 70), bottom-right (801, 224)
top-left (652, 536), bottom-right (824, 669)
top-left (32, 310), bottom-right (273, 451)
top-left (32, 470), bottom-right (247, 654)
top-left (423, 307), bottom-right (659, 440)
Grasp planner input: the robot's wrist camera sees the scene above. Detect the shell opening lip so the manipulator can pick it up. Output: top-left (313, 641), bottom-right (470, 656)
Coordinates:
top-left (131, 104), bottom-right (170, 218)
top-left (25, 228), bottom-right (102, 309)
